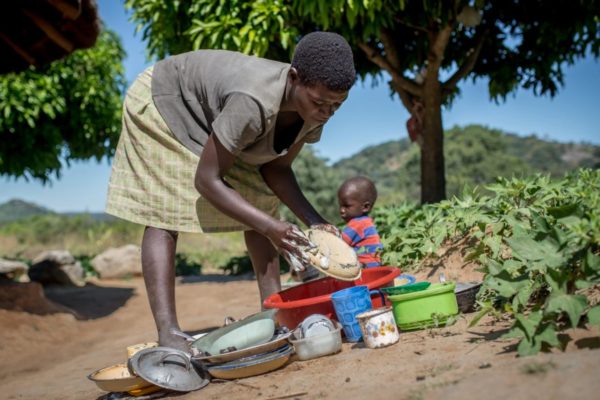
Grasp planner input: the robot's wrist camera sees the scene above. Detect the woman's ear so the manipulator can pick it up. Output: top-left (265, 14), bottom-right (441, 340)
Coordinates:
top-left (288, 67), bottom-right (299, 83)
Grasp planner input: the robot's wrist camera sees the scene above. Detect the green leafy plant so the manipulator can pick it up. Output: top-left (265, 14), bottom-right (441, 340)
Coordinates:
top-left (375, 169), bottom-right (600, 355)
top-left (0, 29), bottom-right (126, 181)
top-left (175, 253), bottom-right (203, 276)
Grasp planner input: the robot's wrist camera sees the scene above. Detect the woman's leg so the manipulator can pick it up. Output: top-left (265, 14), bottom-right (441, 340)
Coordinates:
top-left (141, 226), bottom-right (189, 352)
top-left (244, 230), bottom-right (281, 307)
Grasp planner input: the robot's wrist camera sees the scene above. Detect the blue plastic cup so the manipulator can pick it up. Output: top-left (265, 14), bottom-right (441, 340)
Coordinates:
top-left (330, 285), bottom-right (385, 342)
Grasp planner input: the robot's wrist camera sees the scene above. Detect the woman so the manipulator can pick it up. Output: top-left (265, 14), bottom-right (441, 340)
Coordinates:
top-left (106, 32), bottom-right (356, 352)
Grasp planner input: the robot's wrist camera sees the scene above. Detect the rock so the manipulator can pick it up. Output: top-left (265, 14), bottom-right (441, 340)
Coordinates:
top-left (29, 250), bottom-right (85, 287)
top-left (91, 244), bottom-right (142, 279)
top-left (0, 258), bottom-right (30, 282)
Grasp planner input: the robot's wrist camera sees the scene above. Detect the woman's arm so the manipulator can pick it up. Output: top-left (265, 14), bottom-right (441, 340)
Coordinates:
top-left (259, 141), bottom-right (328, 227)
top-left (195, 133), bottom-right (308, 252)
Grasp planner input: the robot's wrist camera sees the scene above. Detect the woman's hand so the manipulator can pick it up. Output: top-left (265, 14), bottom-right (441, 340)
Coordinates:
top-left (266, 220), bottom-right (314, 272)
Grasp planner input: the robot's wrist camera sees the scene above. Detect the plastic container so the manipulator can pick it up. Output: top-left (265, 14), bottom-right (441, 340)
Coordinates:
top-left (388, 282), bottom-right (459, 330)
top-left (289, 321), bottom-right (343, 361)
top-left (263, 267), bottom-right (401, 329)
top-left (331, 285), bottom-right (385, 342)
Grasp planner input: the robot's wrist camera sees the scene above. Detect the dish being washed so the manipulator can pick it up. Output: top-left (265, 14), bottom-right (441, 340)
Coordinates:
top-left (302, 229), bottom-right (361, 281)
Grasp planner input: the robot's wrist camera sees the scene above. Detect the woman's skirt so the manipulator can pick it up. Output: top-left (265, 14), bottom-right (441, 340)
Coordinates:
top-left (106, 67), bottom-right (280, 233)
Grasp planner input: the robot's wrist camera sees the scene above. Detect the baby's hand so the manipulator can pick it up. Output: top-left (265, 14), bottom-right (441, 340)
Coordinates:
top-left (310, 223), bottom-right (341, 238)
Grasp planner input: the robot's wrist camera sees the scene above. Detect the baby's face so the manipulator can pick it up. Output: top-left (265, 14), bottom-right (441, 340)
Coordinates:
top-left (338, 187), bottom-right (367, 222)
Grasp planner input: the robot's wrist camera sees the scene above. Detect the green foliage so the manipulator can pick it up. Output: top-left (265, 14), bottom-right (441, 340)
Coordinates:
top-left (220, 254), bottom-right (253, 275)
top-left (0, 213), bottom-right (143, 258)
top-left (175, 253), bottom-right (203, 276)
top-left (375, 169), bottom-right (600, 355)
top-left (336, 125), bottom-right (600, 204)
top-left (0, 30), bottom-right (127, 181)
top-left (126, 0), bottom-right (600, 104)
top-left (125, 0), bottom-right (300, 61)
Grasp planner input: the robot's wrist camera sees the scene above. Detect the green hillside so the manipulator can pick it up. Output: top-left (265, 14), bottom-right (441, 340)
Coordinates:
top-left (331, 125), bottom-right (600, 205)
top-left (0, 199), bottom-right (52, 223)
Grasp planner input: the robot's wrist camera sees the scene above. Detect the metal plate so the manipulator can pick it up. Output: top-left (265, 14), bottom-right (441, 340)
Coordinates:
top-left (192, 331), bottom-right (292, 364)
top-left (206, 345), bottom-right (293, 380)
top-left (129, 347), bottom-right (209, 392)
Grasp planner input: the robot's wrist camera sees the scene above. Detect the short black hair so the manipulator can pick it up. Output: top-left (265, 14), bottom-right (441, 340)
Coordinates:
top-left (339, 176), bottom-right (378, 206)
top-left (292, 32), bottom-right (356, 92)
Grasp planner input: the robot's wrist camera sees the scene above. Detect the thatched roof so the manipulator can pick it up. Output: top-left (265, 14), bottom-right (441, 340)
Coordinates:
top-left (0, 0), bottom-right (100, 74)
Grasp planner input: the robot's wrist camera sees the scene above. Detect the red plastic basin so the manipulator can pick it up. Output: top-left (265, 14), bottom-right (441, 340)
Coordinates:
top-left (263, 266), bottom-right (401, 329)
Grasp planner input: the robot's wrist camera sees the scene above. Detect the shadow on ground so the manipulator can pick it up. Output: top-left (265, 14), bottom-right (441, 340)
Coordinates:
top-left (179, 272), bottom-right (256, 284)
top-left (44, 283), bottom-right (134, 320)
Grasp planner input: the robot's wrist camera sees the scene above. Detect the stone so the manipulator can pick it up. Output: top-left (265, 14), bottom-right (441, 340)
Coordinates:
top-left (29, 250), bottom-right (85, 287)
top-left (91, 244), bottom-right (142, 279)
top-left (0, 258), bottom-right (30, 282)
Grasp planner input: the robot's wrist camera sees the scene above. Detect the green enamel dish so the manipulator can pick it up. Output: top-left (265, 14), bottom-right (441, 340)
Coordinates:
top-left (190, 310), bottom-right (277, 357)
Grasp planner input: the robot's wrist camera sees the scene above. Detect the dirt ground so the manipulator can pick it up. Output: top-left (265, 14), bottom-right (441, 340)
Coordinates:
top-left (1, 267), bottom-right (599, 400)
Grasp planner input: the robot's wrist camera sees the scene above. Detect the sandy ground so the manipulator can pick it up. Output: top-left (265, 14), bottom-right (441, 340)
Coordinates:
top-left (1, 270), bottom-right (599, 400)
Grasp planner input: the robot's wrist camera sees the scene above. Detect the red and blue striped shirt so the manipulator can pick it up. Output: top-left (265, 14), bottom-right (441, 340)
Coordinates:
top-left (341, 216), bottom-right (384, 268)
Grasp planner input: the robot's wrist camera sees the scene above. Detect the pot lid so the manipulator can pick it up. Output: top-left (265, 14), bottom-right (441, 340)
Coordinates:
top-left (129, 347), bottom-right (209, 392)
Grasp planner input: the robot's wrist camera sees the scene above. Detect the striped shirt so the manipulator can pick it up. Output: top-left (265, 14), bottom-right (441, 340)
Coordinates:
top-left (341, 216), bottom-right (384, 268)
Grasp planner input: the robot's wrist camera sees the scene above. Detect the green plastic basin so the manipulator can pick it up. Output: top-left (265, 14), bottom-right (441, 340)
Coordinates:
top-left (387, 282), bottom-right (458, 330)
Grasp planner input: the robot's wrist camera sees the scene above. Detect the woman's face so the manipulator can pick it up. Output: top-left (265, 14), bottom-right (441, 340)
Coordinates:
top-left (288, 71), bottom-right (349, 125)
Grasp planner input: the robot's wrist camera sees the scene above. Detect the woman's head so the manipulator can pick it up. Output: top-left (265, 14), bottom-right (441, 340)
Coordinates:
top-left (286, 32), bottom-right (355, 125)
top-left (292, 32), bottom-right (356, 92)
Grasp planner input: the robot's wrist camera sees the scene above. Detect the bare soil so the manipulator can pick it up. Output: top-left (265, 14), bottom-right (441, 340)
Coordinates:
top-left (1, 268), bottom-right (599, 400)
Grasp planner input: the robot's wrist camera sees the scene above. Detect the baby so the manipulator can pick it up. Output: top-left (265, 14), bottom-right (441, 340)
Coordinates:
top-left (337, 176), bottom-right (384, 267)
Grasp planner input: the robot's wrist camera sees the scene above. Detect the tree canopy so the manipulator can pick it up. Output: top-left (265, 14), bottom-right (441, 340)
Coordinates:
top-left (0, 29), bottom-right (126, 182)
top-left (126, 0), bottom-right (600, 203)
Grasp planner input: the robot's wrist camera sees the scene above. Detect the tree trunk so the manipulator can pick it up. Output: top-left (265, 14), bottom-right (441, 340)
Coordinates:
top-left (420, 81), bottom-right (446, 203)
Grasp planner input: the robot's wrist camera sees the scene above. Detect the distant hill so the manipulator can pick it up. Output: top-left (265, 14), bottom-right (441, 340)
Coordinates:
top-left (331, 125), bottom-right (600, 204)
top-left (0, 199), bottom-right (52, 223)
top-left (0, 199), bottom-right (114, 224)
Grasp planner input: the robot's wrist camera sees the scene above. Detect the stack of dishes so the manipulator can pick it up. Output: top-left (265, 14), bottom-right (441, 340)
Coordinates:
top-left (191, 310), bottom-right (294, 379)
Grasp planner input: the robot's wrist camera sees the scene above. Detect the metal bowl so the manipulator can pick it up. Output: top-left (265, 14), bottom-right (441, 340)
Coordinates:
top-left (87, 363), bottom-right (153, 393)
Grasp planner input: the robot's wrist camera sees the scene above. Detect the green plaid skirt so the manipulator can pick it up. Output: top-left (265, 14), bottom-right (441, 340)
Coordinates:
top-left (106, 67), bottom-right (280, 233)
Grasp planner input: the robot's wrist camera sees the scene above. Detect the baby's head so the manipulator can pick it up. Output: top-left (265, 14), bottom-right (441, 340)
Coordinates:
top-left (337, 176), bottom-right (378, 222)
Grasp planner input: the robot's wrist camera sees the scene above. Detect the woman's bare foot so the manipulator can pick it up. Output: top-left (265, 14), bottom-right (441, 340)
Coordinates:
top-left (158, 329), bottom-right (191, 353)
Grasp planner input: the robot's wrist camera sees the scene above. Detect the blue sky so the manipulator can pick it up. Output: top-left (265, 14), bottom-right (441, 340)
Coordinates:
top-left (1, 0), bottom-right (599, 212)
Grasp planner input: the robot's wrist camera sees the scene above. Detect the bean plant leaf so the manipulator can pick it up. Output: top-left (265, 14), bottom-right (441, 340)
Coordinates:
top-left (587, 306), bottom-right (600, 332)
top-left (546, 294), bottom-right (587, 328)
top-left (547, 203), bottom-right (579, 219)
top-left (535, 322), bottom-right (561, 349)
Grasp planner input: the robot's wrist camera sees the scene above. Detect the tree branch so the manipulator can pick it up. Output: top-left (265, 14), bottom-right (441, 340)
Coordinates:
top-left (390, 80), bottom-right (414, 111)
top-left (380, 29), bottom-right (401, 71)
top-left (442, 28), bottom-right (488, 92)
top-left (358, 41), bottom-right (423, 97)
top-left (394, 17), bottom-right (429, 34)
